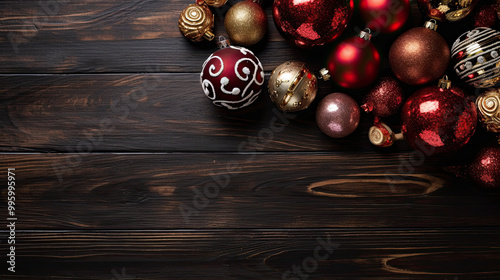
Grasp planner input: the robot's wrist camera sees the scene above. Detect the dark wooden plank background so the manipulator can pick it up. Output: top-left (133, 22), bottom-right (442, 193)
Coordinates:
top-left (1, 0), bottom-right (500, 279)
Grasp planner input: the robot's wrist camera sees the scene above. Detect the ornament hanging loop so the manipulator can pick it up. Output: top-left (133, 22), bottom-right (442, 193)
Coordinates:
top-left (358, 28), bottom-right (372, 41)
top-left (424, 19), bottom-right (438, 30)
top-left (216, 36), bottom-right (231, 49)
top-left (318, 68), bottom-right (331, 81)
top-left (438, 75), bottom-right (452, 89)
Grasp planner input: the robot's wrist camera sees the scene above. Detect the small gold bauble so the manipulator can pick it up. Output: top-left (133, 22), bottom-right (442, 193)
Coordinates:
top-left (268, 61), bottom-right (318, 112)
top-left (476, 88), bottom-right (500, 133)
top-left (178, 3), bottom-right (215, 42)
top-left (224, 1), bottom-right (267, 46)
top-left (204, 0), bottom-right (228, 7)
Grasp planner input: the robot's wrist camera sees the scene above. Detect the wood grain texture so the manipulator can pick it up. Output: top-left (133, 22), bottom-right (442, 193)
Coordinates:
top-left (0, 73), bottom-right (413, 152)
top-left (1, 153), bottom-right (499, 230)
top-left (1, 229), bottom-right (499, 279)
top-left (0, 0), bottom-right (473, 74)
top-left (1, 0), bottom-right (499, 278)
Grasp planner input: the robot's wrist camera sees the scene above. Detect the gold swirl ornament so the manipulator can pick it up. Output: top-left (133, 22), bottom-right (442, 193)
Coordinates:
top-left (178, 3), bottom-right (215, 42)
top-left (476, 89), bottom-right (500, 133)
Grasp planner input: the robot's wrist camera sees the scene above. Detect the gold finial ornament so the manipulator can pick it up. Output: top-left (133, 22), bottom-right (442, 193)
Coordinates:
top-left (268, 61), bottom-right (318, 112)
top-left (476, 88), bottom-right (500, 133)
top-left (368, 121), bottom-right (404, 147)
top-left (178, 3), bottom-right (215, 42)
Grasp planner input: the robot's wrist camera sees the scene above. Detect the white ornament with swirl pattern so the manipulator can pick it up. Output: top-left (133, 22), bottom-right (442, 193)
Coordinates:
top-left (200, 45), bottom-right (264, 110)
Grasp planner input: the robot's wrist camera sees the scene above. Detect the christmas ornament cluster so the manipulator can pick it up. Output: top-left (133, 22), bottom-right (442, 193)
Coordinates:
top-left (179, 0), bottom-right (500, 189)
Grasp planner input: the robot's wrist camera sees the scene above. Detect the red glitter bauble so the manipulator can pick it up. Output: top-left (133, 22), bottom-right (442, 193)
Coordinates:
top-left (401, 82), bottom-right (477, 155)
top-left (358, 0), bottom-right (409, 34)
top-left (361, 76), bottom-right (404, 117)
top-left (474, 4), bottom-right (498, 28)
top-left (273, 0), bottom-right (353, 48)
top-left (200, 46), bottom-right (264, 110)
top-left (327, 34), bottom-right (380, 89)
top-left (469, 146), bottom-right (500, 189)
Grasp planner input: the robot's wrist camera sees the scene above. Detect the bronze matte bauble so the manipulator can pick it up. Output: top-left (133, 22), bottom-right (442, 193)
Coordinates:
top-left (389, 21), bottom-right (450, 85)
top-left (224, 1), bottom-right (267, 46)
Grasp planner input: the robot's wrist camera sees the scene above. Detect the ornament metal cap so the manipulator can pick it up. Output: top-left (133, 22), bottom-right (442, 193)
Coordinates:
top-left (250, 0), bottom-right (263, 5)
top-left (216, 36), bottom-right (231, 49)
top-left (369, 121), bottom-right (403, 147)
top-left (319, 68), bottom-right (330, 81)
top-left (424, 19), bottom-right (438, 31)
top-left (438, 75), bottom-right (451, 89)
top-left (357, 28), bottom-right (372, 41)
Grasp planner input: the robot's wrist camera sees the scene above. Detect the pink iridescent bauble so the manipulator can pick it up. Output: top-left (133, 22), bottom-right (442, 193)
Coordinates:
top-left (200, 46), bottom-right (264, 110)
top-left (401, 85), bottom-right (477, 155)
top-left (316, 92), bottom-right (360, 138)
top-left (469, 146), bottom-right (500, 189)
top-left (273, 0), bottom-right (353, 48)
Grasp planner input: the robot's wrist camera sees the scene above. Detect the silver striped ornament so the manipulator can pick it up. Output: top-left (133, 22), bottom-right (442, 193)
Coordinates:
top-left (451, 27), bottom-right (500, 88)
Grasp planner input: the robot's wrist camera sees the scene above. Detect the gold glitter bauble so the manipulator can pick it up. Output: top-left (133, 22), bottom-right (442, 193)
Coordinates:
top-left (224, 1), bottom-right (267, 46)
top-left (268, 61), bottom-right (318, 112)
top-left (476, 88), bottom-right (500, 133)
top-left (178, 3), bottom-right (215, 42)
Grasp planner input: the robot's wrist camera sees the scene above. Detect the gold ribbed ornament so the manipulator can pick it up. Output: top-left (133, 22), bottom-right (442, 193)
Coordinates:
top-left (268, 61), bottom-right (318, 112)
top-left (178, 3), bottom-right (215, 42)
top-left (204, 0), bottom-right (228, 7)
top-left (476, 88), bottom-right (500, 133)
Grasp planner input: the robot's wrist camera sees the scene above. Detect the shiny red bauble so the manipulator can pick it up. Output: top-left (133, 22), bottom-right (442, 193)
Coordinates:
top-left (401, 83), bottom-right (477, 155)
top-left (358, 0), bottom-right (409, 34)
top-left (469, 146), bottom-right (500, 189)
top-left (273, 0), bottom-right (353, 48)
top-left (361, 76), bottom-right (404, 117)
top-left (200, 46), bottom-right (264, 110)
top-left (327, 34), bottom-right (380, 89)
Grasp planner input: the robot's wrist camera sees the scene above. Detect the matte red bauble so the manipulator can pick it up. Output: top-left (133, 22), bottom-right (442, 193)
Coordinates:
top-left (273, 0), bottom-right (353, 48)
top-left (327, 29), bottom-right (380, 89)
top-left (316, 92), bottom-right (360, 138)
top-left (469, 146), bottom-right (500, 189)
top-left (358, 0), bottom-right (409, 34)
top-left (401, 78), bottom-right (477, 155)
top-left (200, 44), bottom-right (264, 110)
top-left (389, 20), bottom-right (450, 85)
top-left (361, 76), bottom-right (404, 117)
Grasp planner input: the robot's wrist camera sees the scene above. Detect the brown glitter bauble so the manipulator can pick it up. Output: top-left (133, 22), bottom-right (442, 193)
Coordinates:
top-left (389, 24), bottom-right (450, 85)
top-left (224, 1), bottom-right (267, 46)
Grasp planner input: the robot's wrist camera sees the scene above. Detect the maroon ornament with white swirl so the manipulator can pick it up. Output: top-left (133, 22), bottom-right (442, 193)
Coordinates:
top-left (200, 43), bottom-right (264, 110)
